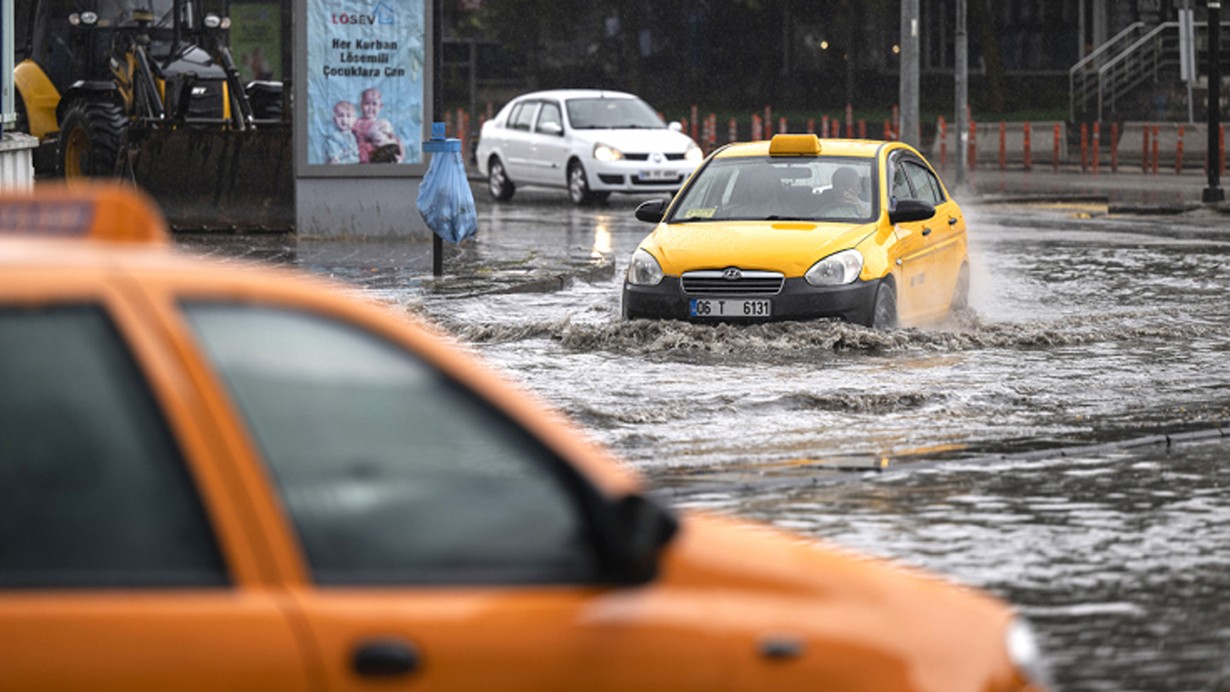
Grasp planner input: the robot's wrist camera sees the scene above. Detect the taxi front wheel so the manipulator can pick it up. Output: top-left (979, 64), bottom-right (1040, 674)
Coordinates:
top-left (870, 281), bottom-right (898, 329)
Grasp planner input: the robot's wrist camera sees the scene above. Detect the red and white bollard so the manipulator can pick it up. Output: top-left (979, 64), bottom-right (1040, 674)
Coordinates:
top-left (1110, 122), bottom-right (1119, 173)
top-left (1152, 124), bottom-right (1160, 174)
top-left (1053, 122), bottom-right (1061, 172)
top-left (998, 121), bottom-right (1006, 171)
top-left (968, 120), bottom-right (977, 170)
top-left (1092, 122), bottom-right (1100, 175)
top-left (938, 116), bottom-right (948, 167)
top-left (1023, 122), bottom-right (1032, 172)
top-left (1176, 125), bottom-right (1185, 174)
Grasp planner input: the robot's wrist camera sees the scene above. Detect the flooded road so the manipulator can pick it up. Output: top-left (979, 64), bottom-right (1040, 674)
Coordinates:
top-left (184, 192), bottom-right (1230, 690)
top-left (412, 195), bottom-right (1230, 691)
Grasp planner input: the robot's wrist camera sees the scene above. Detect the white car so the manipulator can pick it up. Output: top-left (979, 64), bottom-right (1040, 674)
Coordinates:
top-left (475, 89), bottom-right (704, 205)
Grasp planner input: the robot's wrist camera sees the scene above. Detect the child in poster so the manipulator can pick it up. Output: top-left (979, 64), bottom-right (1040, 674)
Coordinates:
top-left (325, 100), bottom-right (360, 164)
top-left (354, 87), bottom-right (405, 163)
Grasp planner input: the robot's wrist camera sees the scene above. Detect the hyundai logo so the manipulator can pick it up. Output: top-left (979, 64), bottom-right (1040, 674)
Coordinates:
top-left (723, 267), bottom-right (743, 281)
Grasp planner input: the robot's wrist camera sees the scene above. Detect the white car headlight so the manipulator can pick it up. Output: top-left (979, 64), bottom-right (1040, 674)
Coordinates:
top-left (593, 143), bottom-right (623, 162)
top-left (804, 249), bottom-right (863, 286)
top-left (685, 144), bottom-right (703, 163)
top-left (1005, 617), bottom-right (1050, 688)
top-left (627, 248), bottom-right (664, 286)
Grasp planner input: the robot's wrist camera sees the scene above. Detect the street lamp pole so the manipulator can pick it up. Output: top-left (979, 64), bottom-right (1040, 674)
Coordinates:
top-left (432, 0), bottom-right (445, 275)
top-left (899, 0), bottom-right (920, 147)
top-left (1204, 0), bottom-right (1225, 204)
top-left (955, 0), bottom-right (968, 187)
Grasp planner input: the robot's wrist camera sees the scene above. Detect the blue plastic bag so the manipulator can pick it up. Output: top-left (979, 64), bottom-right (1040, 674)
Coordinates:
top-left (416, 128), bottom-right (478, 244)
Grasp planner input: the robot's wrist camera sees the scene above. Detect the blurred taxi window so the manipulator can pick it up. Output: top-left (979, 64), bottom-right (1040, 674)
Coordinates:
top-left (184, 304), bottom-right (600, 586)
top-left (0, 306), bottom-right (228, 588)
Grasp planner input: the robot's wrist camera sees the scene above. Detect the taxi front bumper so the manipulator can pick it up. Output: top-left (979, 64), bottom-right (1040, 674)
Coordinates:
top-left (621, 276), bottom-right (884, 325)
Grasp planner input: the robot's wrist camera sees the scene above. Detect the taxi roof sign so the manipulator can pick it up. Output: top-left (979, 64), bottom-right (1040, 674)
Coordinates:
top-left (0, 183), bottom-right (169, 244)
top-left (768, 134), bottom-right (823, 157)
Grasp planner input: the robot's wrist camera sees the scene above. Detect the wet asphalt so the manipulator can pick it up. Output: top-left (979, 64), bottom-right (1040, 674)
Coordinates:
top-left (178, 170), bottom-right (1230, 691)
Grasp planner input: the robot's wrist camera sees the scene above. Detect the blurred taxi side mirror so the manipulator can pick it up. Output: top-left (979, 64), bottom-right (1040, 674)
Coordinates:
top-left (610, 493), bottom-right (678, 584)
top-left (888, 199), bottom-right (936, 225)
top-left (635, 199), bottom-right (668, 224)
top-left (538, 122), bottom-right (563, 137)
top-left (668, 121), bottom-right (683, 132)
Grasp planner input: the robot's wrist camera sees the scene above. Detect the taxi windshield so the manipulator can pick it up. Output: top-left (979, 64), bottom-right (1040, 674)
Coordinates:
top-left (668, 157), bottom-right (878, 224)
top-left (565, 98), bottom-right (664, 130)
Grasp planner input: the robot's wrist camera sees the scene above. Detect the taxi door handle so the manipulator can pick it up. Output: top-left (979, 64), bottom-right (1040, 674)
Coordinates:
top-left (921, 227), bottom-right (932, 236)
top-left (353, 639), bottom-right (421, 678)
top-left (948, 216), bottom-right (959, 225)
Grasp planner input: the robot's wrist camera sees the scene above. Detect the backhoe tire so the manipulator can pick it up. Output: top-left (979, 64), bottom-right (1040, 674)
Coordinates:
top-left (58, 99), bottom-right (127, 179)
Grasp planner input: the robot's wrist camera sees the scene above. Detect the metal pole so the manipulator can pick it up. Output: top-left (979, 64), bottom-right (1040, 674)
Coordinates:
top-left (899, 0), bottom-right (920, 147)
top-left (432, 0), bottom-right (444, 276)
top-left (1205, 0), bottom-right (1225, 203)
top-left (955, 0), bottom-right (968, 187)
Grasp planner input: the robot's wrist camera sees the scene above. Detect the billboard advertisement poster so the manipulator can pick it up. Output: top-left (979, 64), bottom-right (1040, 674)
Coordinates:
top-left (306, 0), bottom-right (425, 167)
top-left (230, 3), bottom-right (282, 83)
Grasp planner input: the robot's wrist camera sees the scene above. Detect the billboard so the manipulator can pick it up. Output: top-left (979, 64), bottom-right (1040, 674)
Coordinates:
top-left (301, 0), bottom-right (426, 172)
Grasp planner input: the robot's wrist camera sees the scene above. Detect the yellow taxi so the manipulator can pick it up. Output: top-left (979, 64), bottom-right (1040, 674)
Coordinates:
top-left (622, 135), bottom-right (969, 327)
top-left (0, 184), bottom-right (1045, 691)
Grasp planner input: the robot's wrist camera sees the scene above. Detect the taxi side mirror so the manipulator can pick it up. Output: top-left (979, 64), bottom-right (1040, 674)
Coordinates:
top-left (610, 493), bottom-right (679, 584)
top-left (888, 199), bottom-right (936, 225)
top-left (635, 199), bottom-right (669, 223)
top-left (538, 122), bottom-right (563, 137)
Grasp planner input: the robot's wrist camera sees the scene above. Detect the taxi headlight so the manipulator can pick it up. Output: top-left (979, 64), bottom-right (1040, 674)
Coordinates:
top-left (204, 13), bottom-right (221, 27)
top-left (1006, 617), bottom-right (1050, 688)
top-left (627, 248), bottom-right (664, 286)
top-left (594, 143), bottom-right (623, 162)
top-left (685, 144), bottom-right (703, 163)
top-left (804, 249), bottom-right (863, 286)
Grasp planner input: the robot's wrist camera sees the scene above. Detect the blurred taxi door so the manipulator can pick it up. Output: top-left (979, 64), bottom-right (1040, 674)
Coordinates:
top-left (179, 299), bottom-right (722, 692)
top-left (0, 270), bottom-right (310, 690)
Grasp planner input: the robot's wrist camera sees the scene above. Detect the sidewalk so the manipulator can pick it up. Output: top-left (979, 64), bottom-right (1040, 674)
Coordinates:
top-left (957, 164), bottom-right (1230, 213)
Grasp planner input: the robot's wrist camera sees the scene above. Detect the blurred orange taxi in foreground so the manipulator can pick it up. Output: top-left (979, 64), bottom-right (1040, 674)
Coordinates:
top-left (0, 184), bottom-right (1047, 691)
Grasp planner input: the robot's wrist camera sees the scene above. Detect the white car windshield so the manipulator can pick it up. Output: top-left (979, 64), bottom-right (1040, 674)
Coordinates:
top-left (565, 98), bottom-right (664, 130)
top-left (669, 157), bottom-right (877, 224)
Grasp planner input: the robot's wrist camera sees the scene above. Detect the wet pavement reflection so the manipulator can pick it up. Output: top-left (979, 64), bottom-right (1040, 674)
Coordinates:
top-left (180, 191), bottom-right (1230, 690)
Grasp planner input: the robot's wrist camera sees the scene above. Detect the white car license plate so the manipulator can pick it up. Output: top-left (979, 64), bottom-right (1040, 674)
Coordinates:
top-left (640, 169), bottom-right (676, 181)
top-left (689, 298), bottom-right (772, 318)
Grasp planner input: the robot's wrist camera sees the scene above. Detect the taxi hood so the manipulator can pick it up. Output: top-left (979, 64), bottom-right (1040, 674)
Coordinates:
top-left (647, 220), bottom-right (876, 278)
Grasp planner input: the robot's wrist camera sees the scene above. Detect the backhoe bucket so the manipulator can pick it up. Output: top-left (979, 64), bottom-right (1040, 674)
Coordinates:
top-left (126, 125), bottom-right (294, 232)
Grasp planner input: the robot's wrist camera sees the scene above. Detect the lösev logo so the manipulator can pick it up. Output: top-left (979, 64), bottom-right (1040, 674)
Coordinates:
top-left (330, 1), bottom-right (396, 25)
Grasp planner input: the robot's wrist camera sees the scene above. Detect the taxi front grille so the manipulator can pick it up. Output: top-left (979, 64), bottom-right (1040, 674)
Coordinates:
top-left (681, 270), bottom-right (784, 295)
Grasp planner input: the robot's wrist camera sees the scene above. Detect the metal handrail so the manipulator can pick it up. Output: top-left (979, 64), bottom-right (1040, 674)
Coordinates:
top-left (1094, 21), bottom-right (1230, 120)
top-left (1070, 22), bottom-right (1146, 121)
top-left (1098, 24), bottom-right (1173, 119)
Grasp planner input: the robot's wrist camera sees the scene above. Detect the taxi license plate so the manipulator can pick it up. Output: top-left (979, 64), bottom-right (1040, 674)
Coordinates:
top-left (640, 169), bottom-right (676, 181)
top-left (689, 298), bottom-right (772, 318)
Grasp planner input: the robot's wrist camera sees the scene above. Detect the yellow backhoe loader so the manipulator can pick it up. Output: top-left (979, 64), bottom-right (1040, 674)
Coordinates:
top-left (13, 0), bottom-right (292, 230)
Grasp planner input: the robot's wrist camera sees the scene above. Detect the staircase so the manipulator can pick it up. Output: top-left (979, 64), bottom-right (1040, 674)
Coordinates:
top-left (1069, 21), bottom-right (1230, 121)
